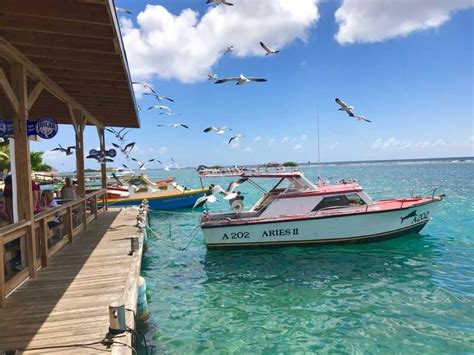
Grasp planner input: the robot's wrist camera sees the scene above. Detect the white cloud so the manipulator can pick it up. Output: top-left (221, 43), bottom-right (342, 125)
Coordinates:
top-left (253, 135), bottom-right (262, 142)
top-left (335, 0), bottom-right (473, 44)
top-left (300, 134), bottom-right (307, 141)
top-left (244, 146), bottom-right (252, 152)
top-left (121, 1), bottom-right (319, 83)
top-left (158, 146), bottom-right (169, 155)
top-left (371, 137), bottom-right (447, 151)
top-left (294, 144), bottom-right (303, 150)
top-left (268, 137), bottom-right (275, 146)
top-left (281, 137), bottom-right (289, 143)
top-left (328, 141), bottom-right (339, 150)
top-left (230, 142), bottom-right (240, 149)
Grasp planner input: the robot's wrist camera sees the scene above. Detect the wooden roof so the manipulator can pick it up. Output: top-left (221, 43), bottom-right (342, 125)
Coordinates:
top-left (0, 0), bottom-right (139, 128)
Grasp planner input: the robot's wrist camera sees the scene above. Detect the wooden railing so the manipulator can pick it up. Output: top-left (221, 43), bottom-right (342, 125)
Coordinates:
top-left (0, 188), bottom-right (107, 307)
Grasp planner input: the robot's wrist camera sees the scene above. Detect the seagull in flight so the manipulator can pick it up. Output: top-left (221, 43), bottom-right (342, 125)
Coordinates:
top-left (115, 7), bottom-right (132, 15)
top-left (215, 74), bottom-right (267, 85)
top-left (156, 159), bottom-right (175, 171)
top-left (207, 0), bottom-right (234, 6)
top-left (51, 144), bottom-right (75, 155)
top-left (223, 178), bottom-right (248, 200)
top-left (260, 41), bottom-right (279, 55)
top-left (193, 184), bottom-right (226, 208)
top-left (143, 93), bottom-right (175, 102)
top-left (157, 123), bottom-right (189, 129)
top-left (106, 127), bottom-right (131, 143)
top-left (335, 98), bottom-right (356, 117)
top-left (228, 133), bottom-right (244, 144)
top-left (354, 115), bottom-right (372, 123)
top-left (223, 45), bottom-right (234, 55)
top-left (148, 105), bottom-right (172, 112)
top-left (203, 73), bottom-right (218, 81)
top-left (131, 157), bottom-right (155, 171)
top-left (132, 81), bottom-right (156, 94)
top-left (112, 142), bottom-right (135, 159)
top-left (203, 126), bottom-right (232, 135)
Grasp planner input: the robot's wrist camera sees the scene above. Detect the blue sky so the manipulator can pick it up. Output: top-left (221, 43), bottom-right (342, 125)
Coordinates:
top-left (36, 0), bottom-right (473, 171)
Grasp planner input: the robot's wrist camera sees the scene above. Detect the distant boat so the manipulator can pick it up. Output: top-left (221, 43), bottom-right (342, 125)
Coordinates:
top-left (197, 168), bottom-right (443, 249)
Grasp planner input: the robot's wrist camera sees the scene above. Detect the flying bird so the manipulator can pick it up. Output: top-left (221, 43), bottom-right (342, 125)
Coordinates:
top-left (223, 45), bottom-right (234, 55)
top-left (260, 41), bottom-right (279, 55)
top-left (193, 184), bottom-right (226, 208)
top-left (157, 123), bottom-right (189, 129)
top-left (106, 127), bottom-right (130, 142)
top-left (143, 93), bottom-right (175, 102)
top-left (354, 115), bottom-right (372, 123)
top-left (223, 178), bottom-right (248, 200)
top-left (204, 73), bottom-right (218, 81)
top-left (335, 98), bottom-right (355, 117)
top-left (203, 126), bottom-right (232, 135)
top-left (215, 74), bottom-right (267, 85)
top-left (132, 81), bottom-right (156, 94)
top-left (156, 159), bottom-right (175, 171)
top-left (115, 7), bottom-right (132, 15)
top-left (228, 133), bottom-right (244, 144)
top-left (51, 144), bottom-right (75, 155)
top-left (171, 157), bottom-right (180, 169)
top-left (148, 105), bottom-right (172, 112)
top-left (112, 142), bottom-right (135, 158)
top-left (207, 0), bottom-right (234, 6)
top-left (131, 157), bottom-right (155, 170)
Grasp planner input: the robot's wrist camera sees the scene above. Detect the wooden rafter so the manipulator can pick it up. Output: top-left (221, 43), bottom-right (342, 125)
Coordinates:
top-left (0, 68), bottom-right (19, 114)
top-left (0, 35), bottom-right (103, 128)
top-left (26, 82), bottom-right (43, 111)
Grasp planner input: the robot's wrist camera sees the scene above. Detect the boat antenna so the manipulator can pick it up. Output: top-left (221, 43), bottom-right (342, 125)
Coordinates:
top-left (316, 108), bottom-right (322, 185)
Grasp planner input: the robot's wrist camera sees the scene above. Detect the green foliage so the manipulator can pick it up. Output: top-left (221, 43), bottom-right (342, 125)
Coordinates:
top-left (282, 161), bottom-right (298, 167)
top-left (0, 148), bottom-right (52, 172)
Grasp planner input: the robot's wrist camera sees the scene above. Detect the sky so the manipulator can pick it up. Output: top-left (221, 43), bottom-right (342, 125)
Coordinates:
top-left (35, 0), bottom-right (474, 171)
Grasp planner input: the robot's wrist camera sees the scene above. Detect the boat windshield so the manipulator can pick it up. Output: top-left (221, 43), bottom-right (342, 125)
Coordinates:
top-left (282, 177), bottom-right (315, 194)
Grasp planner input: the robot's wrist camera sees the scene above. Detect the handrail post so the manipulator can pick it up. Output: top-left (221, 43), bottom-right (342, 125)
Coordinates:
top-left (40, 218), bottom-right (48, 267)
top-left (67, 206), bottom-right (73, 243)
top-left (1, 237), bottom-right (5, 307)
top-left (93, 194), bottom-right (98, 220)
top-left (82, 198), bottom-right (87, 228)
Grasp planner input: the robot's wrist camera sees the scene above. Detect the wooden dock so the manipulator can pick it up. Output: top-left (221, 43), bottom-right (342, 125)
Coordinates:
top-left (0, 207), bottom-right (144, 354)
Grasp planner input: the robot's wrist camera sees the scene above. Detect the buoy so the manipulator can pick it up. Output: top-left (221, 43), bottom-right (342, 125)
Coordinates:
top-left (137, 276), bottom-right (149, 323)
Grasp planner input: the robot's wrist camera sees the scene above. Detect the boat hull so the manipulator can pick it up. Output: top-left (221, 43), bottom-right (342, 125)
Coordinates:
top-left (107, 189), bottom-right (207, 210)
top-left (202, 200), bottom-right (440, 248)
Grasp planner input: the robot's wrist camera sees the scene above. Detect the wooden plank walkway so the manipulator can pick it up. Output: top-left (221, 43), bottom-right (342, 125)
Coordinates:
top-left (0, 207), bottom-right (144, 354)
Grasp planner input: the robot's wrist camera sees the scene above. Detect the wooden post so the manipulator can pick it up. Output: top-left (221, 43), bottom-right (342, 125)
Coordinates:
top-left (70, 108), bottom-right (87, 198)
top-left (40, 219), bottom-right (49, 267)
top-left (67, 206), bottom-right (74, 242)
top-left (10, 62), bottom-right (36, 278)
top-left (98, 127), bottom-right (107, 189)
top-left (0, 239), bottom-right (4, 307)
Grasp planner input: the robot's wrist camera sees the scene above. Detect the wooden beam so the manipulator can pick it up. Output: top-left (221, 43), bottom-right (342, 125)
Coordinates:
top-left (10, 62), bottom-right (37, 279)
top-left (0, 68), bottom-right (19, 114)
top-left (0, 14), bottom-right (113, 39)
top-left (98, 127), bottom-right (107, 189)
top-left (71, 109), bottom-right (87, 197)
top-left (0, 0), bottom-right (110, 25)
top-left (0, 35), bottom-right (103, 128)
top-left (1, 30), bottom-right (117, 54)
top-left (26, 82), bottom-right (43, 111)
top-left (30, 57), bottom-right (123, 74)
top-left (45, 68), bottom-right (126, 82)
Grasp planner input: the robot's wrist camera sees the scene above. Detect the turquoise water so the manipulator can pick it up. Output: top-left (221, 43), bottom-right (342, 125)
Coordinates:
top-left (141, 162), bottom-right (473, 353)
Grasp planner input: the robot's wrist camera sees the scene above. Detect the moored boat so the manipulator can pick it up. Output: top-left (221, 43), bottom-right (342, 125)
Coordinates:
top-left (106, 174), bottom-right (209, 210)
top-left (198, 169), bottom-right (443, 248)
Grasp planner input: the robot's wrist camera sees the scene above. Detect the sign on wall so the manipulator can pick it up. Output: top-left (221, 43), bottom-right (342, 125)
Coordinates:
top-left (0, 117), bottom-right (59, 139)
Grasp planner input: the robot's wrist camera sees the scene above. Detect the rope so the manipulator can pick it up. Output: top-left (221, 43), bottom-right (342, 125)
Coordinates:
top-left (145, 223), bottom-right (201, 251)
top-left (180, 225), bottom-right (201, 251)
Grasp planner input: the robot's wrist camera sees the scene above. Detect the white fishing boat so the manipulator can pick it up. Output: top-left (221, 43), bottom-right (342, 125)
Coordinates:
top-left (198, 169), bottom-right (443, 249)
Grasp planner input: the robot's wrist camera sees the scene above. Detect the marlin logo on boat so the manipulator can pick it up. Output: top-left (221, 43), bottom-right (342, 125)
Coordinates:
top-left (400, 210), bottom-right (430, 224)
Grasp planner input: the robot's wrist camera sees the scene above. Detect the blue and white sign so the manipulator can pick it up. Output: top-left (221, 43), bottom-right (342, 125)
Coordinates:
top-left (35, 117), bottom-right (58, 139)
top-left (0, 117), bottom-right (58, 139)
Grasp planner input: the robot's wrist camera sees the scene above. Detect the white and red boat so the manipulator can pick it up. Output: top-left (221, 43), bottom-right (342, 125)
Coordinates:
top-left (199, 169), bottom-right (443, 249)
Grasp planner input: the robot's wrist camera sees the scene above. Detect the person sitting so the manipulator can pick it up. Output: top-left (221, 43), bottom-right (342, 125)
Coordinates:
top-left (60, 177), bottom-right (77, 202)
top-left (40, 190), bottom-right (62, 229)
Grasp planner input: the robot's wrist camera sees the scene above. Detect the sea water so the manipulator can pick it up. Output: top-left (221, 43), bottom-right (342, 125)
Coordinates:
top-left (140, 162), bottom-right (473, 353)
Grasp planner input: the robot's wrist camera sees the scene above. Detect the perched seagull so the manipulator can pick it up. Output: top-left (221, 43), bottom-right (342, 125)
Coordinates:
top-left (112, 142), bottom-right (135, 159)
top-left (131, 157), bottom-right (155, 171)
top-left (143, 93), bottom-right (175, 102)
top-left (157, 123), bottom-right (189, 129)
top-left (203, 126), bottom-right (232, 135)
top-left (260, 41), bottom-right (279, 55)
top-left (115, 7), bottom-right (132, 15)
top-left (228, 133), bottom-right (244, 144)
top-left (203, 73), bottom-right (218, 81)
top-left (207, 0), bottom-right (234, 6)
top-left (51, 144), bottom-right (75, 155)
top-left (354, 115), bottom-right (372, 123)
top-left (215, 74), bottom-right (267, 85)
top-left (193, 184), bottom-right (226, 208)
top-left (132, 81), bottom-right (156, 94)
top-left (335, 98), bottom-right (355, 117)
top-left (223, 45), bottom-right (234, 55)
top-left (148, 104), bottom-right (172, 112)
